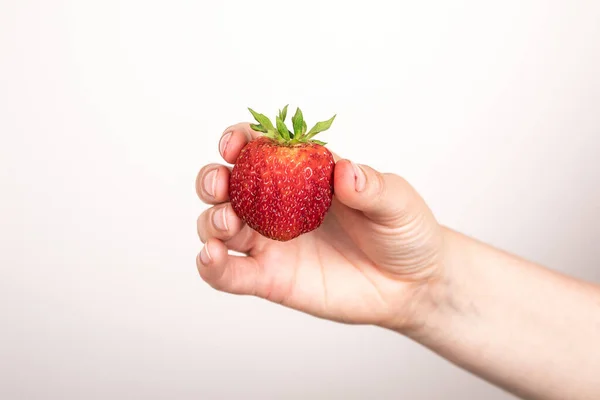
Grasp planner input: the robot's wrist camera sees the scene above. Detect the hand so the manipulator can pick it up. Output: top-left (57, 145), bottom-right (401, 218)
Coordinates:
top-left (196, 123), bottom-right (445, 330)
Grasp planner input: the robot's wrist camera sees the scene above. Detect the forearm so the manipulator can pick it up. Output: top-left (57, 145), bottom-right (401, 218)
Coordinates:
top-left (406, 228), bottom-right (600, 400)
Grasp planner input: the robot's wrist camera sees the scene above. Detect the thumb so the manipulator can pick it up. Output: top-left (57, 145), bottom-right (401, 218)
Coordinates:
top-left (333, 159), bottom-right (426, 224)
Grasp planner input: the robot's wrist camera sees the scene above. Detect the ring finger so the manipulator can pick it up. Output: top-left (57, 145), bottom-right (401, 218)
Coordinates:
top-left (197, 203), bottom-right (243, 243)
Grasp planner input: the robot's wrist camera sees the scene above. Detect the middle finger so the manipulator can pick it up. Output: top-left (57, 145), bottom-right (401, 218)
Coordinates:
top-left (195, 164), bottom-right (231, 204)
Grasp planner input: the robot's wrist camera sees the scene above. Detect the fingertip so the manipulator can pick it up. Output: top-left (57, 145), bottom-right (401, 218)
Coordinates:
top-left (222, 204), bottom-right (243, 235)
top-left (220, 123), bottom-right (263, 164)
top-left (195, 164), bottom-right (231, 204)
top-left (334, 159), bottom-right (386, 214)
top-left (197, 239), bottom-right (228, 281)
top-left (333, 159), bottom-right (359, 200)
top-left (335, 159), bottom-right (419, 222)
top-left (197, 203), bottom-right (244, 244)
top-left (196, 239), bottom-right (261, 296)
top-left (206, 238), bottom-right (228, 264)
top-left (197, 244), bottom-right (211, 265)
top-left (218, 131), bottom-right (233, 161)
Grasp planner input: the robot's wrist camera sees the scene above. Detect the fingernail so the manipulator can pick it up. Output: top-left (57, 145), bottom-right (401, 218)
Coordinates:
top-left (199, 245), bottom-right (212, 265)
top-left (203, 169), bottom-right (217, 198)
top-left (351, 161), bottom-right (366, 192)
top-left (219, 132), bottom-right (232, 157)
top-left (213, 207), bottom-right (229, 231)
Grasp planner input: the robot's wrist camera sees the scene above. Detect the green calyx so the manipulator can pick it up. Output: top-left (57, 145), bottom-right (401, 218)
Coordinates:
top-left (248, 105), bottom-right (336, 146)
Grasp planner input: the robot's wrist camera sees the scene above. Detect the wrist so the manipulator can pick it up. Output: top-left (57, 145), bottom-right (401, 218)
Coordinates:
top-left (385, 226), bottom-right (471, 338)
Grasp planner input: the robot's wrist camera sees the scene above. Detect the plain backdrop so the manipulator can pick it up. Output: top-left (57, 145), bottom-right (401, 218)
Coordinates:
top-left (1, 1), bottom-right (599, 399)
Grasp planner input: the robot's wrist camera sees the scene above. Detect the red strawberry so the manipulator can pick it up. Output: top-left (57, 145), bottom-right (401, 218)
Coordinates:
top-left (229, 106), bottom-right (336, 241)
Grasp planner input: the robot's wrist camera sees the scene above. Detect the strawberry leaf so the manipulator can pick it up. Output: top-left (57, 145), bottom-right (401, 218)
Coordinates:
top-left (276, 116), bottom-right (291, 141)
top-left (248, 105), bottom-right (335, 145)
top-left (279, 105), bottom-right (289, 123)
top-left (292, 108), bottom-right (304, 137)
top-left (248, 108), bottom-right (275, 134)
top-left (263, 130), bottom-right (277, 140)
top-left (305, 115), bottom-right (336, 140)
top-left (250, 123), bottom-right (267, 133)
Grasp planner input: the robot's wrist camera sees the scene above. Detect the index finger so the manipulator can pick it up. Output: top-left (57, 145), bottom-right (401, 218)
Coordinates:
top-left (218, 123), bottom-right (262, 164)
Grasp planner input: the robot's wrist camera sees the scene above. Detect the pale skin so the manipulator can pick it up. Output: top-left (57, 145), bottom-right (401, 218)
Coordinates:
top-left (196, 123), bottom-right (600, 400)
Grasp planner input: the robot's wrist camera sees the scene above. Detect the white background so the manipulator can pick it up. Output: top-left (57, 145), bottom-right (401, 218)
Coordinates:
top-left (1, 1), bottom-right (599, 399)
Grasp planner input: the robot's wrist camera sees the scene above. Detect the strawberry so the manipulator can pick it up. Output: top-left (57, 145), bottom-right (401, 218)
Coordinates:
top-left (229, 106), bottom-right (336, 241)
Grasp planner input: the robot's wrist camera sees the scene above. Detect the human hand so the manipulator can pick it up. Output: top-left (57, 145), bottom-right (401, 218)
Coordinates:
top-left (196, 123), bottom-right (445, 331)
